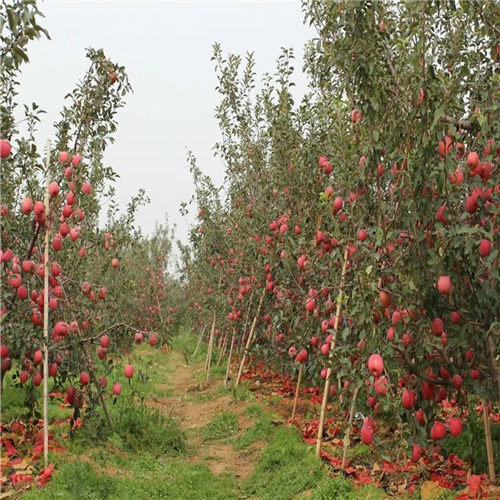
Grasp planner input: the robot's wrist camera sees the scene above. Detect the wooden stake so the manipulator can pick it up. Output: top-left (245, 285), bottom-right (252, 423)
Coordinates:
top-left (224, 328), bottom-right (236, 388)
top-left (235, 287), bottom-right (266, 388)
top-left (291, 365), bottom-right (304, 423)
top-left (315, 248), bottom-right (349, 457)
top-left (341, 386), bottom-right (360, 470)
top-left (217, 331), bottom-right (228, 366)
top-left (483, 400), bottom-right (496, 484)
top-left (193, 324), bottom-right (206, 358)
top-left (237, 291), bottom-right (255, 360)
top-left (205, 313), bottom-right (216, 381)
top-left (42, 141), bottom-right (51, 468)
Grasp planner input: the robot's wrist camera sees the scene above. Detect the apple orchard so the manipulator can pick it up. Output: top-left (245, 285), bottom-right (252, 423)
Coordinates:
top-left (1, 0), bottom-right (500, 497)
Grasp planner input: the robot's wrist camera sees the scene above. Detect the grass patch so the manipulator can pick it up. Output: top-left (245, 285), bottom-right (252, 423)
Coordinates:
top-left (245, 426), bottom-right (326, 500)
top-left (75, 398), bottom-right (187, 456)
top-left (202, 412), bottom-right (239, 442)
top-left (232, 383), bottom-right (254, 402)
top-left (310, 476), bottom-right (386, 500)
top-left (243, 403), bottom-right (264, 419)
top-left (328, 443), bottom-right (371, 461)
top-left (209, 363), bottom-right (227, 378)
top-left (25, 456), bottom-right (238, 500)
top-left (234, 411), bottom-right (277, 450)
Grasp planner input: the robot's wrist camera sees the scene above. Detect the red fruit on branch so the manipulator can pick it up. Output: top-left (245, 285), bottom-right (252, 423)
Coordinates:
top-left (80, 372), bottom-right (90, 385)
top-left (59, 151), bottom-right (69, 163)
top-left (82, 182), bottom-right (92, 195)
top-left (402, 389), bottom-right (416, 410)
top-left (415, 408), bottom-right (426, 426)
top-left (449, 417), bottom-right (463, 437)
top-left (430, 421), bottom-right (446, 440)
top-left (33, 350), bottom-right (43, 365)
top-left (479, 239), bottom-right (491, 257)
top-left (379, 291), bottom-right (391, 308)
top-left (411, 444), bottom-right (421, 462)
top-left (367, 354), bottom-right (384, 378)
top-left (437, 276), bottom-right (451, 295)
top-left (71, 154), bottom-right (82, 166)
top-left (113, 383), bottom-right (121, 395)
top-left (48, 181), bottom-right (59, 197)
top-left (360, 425), bottom-right (374, 445)
top-left (21, 198), bottom-right (33, 215)
top-left (467, 151), bottom-right (479, 170)
top-left (34, 200), bottom-right (44, 216)
top-left (0, 139), bottom-right (12, 158)
top-left (452, 374), bottom-right (463, 390)
top-left (432, 317), bottom-right (444, 336)
top-left (124, 364), bottom-right (134, 378)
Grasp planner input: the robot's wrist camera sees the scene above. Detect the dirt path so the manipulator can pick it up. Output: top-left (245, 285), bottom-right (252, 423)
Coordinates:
top-left (146, 350), bottom-right (259, 481)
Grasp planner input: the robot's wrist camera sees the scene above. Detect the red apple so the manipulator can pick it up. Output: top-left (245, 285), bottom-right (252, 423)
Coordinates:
top-left (430, 421), bottom-right (446, 440)
top-left (437, 276), bottom-right (451, 295)
top-left (48, 181), bottom-right (59, 197)
top-left (479, 239), bottom-right (491, 257)
top-left (0, 139), bottom-right (12, 159)
top-left (449, 417), bottom-right (462, 437)
top-left (80, 371), bottom-right (90, 385)
top-left (21, 198), bottom-right (33, 215)
top-left (367, 354), bottom-right (384, 378)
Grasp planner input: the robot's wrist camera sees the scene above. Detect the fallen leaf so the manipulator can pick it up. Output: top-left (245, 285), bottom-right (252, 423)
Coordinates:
top-left (421, 480), bottom-right (446, 500)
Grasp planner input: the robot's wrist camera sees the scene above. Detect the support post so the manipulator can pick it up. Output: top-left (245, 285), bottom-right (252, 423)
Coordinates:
top-left (235, 287), bottom-right (266, 388)
top-left (42, 141), bottom-right (51, 468)
top-left (224, 328), bottom-right (236, 388)
top-left (483, 400), bottom-right (496, 484)
top-left (291, 366), bottom-right (304, 423)
top-left (205, 313), bottom-right (216, 381)
top-left (193, 324), bottom-right (206, 358)
top-left (341, 387), bottom-right (360, 470)
top-left (315, 248), bottom-right (349, 457)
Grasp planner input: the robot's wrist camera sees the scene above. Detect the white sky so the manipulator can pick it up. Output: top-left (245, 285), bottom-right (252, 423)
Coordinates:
top-left (17, 1), bottom-right (314, 246)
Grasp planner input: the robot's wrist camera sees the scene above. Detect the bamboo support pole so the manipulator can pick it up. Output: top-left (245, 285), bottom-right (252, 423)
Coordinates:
top-left (42, 141), bottom-right (51, 468)
top-left (235, 287), bottom-right (266, 388)
top-left (483, 400), bottom-right (496, 484)
top-left (224, 328), bottom-right (236, 388)
top-left (237, 291), bottom-right (255, 359)
top-left (205, 313), bottom-right (216, 381)
top-left (291, 365), bottom-right (304, 423)
top-left (217, 331), bottom-right (228, 366)
top-left (315, 248), bottom-right (349, 457)
top-left (341, 387), bottom-right (360, 470)
top-left (193, 324), bottom-right (206, 358)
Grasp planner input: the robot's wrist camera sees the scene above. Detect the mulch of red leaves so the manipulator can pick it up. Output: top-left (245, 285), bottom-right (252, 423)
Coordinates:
top-left (0, 392), bottom-right (77, 498)
top-left (240, 360), bottom-right (500, 499)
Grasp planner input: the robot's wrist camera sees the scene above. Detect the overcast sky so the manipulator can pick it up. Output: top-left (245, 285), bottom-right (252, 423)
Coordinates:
top-left (17, 1), bottom-right (314, 247)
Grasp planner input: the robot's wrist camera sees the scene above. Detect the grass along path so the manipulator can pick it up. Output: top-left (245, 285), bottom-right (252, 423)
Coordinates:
top-left (16, 334), bottom-right (429, 500)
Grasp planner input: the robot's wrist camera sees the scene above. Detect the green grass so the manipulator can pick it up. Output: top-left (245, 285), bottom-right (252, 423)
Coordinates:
top-left (310, 476), bottom-right (387, 500)
top-left (245, 426), bottom-right (326, 500)
top-left (328, 443), bottom-right (372, 461)
top-left (23, 456), bottom-right (238, 500)
top-left (243, 403), bottom-right (264, 418)
top-left (234, 410), bottom-right (278, 451)
top-left (232, 383), bottom-right (254, 402)
top-left (201, 412), bottom-right (239, 442)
